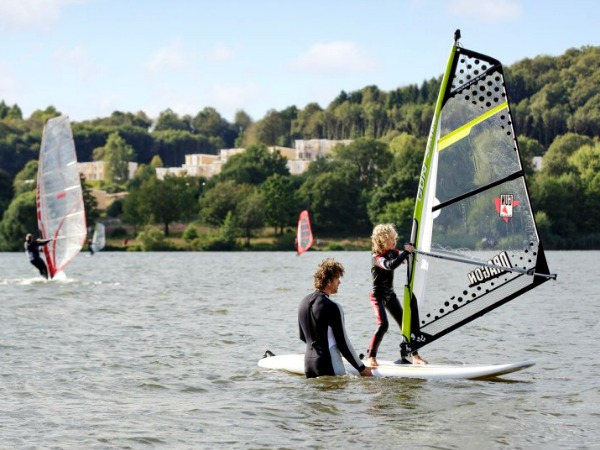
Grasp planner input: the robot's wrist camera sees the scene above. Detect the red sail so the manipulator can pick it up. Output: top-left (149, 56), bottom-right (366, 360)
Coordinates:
top-left (296, 210), bottom-right (314, 255)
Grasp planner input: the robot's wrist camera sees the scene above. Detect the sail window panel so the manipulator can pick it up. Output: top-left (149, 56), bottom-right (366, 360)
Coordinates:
top-left (41, 186), bottom-right (83, 221)
top-left (431, 178), bottom-right (538, 252)
top-left (436, 99), bottom-right (521, 204)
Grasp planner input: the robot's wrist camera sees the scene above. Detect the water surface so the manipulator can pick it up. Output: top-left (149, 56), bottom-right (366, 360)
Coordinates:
top-left (1, 251), bottom-right (598, 449)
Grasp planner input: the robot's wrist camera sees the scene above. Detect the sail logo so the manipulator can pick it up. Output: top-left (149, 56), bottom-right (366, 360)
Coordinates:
top-left (467, 251), bottom-right (512, 286)
top-left (417, 163), bottom-right (428, 201)
top-left (495, 194), bottom-right (520, 223)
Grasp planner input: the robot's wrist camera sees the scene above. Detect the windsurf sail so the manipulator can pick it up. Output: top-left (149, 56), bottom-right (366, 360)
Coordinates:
top-left (91, 222), bottom-right (106, 253)
top-left (37, 115), bottom-right (87, 278)
top-left (296, 210), bottom-right (314, 255)
top-left (400, 31), bottom-right (556, 357)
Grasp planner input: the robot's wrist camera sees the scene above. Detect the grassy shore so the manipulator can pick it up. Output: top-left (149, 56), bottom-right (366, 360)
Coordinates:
top-left (101, 223), bottom-right (372, 252)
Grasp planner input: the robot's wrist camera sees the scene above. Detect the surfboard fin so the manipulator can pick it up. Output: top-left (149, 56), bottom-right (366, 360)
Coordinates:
top-left (262, 350), bottom-right (276, 358)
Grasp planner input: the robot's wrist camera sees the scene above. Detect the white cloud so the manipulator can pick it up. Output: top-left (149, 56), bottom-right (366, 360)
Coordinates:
top-left (208, 43), bottom-right (234, 62)
top-left (290, 41), bottom-right (379, 75)
top-left (144, 42), bottom-right (187, 73)
top-left (52, 45), bottom-right (97, 80)
top-left (0, 0), bottom-right (83, 31)
top-left (447, 0), bottom-right (523, 22)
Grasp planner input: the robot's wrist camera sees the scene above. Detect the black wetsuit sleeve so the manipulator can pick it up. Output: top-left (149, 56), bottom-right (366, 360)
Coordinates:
top-left (328, 302), bottom-right (365, 373)
top-left (299, 319), bottom-right (306, 343)
top-left (375, 249), bottom-right (409, 271)
top-left (298, 294), bottom-right (312, 344)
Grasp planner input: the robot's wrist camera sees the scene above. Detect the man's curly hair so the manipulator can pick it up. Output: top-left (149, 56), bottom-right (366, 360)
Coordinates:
top-left (313, 258), bottom-right (345, 290)
top-left (371, 223), bottom-right (398, 254)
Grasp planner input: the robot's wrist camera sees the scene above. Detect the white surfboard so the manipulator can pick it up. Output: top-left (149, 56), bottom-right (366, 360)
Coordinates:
top-left (258, 353), bottom-right (535, 380)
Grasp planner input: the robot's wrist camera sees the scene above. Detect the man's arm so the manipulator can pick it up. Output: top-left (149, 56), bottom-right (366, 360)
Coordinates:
top-left (328, 303), bottom-right (366, 374)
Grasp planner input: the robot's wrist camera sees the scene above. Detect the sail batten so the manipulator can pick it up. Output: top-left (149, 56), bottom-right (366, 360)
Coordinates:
top-left (438, 101), bottom-right (509, 150)
top-left (400, 35), bottom-right (555, 357)
top-left (433, 170), bottom-right (524, 211)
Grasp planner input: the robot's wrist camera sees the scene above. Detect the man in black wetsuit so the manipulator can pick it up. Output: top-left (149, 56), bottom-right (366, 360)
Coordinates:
top-left (298, 258), bottom-right (373, 378)
top-left (24, 233), bottom-right (51, 279)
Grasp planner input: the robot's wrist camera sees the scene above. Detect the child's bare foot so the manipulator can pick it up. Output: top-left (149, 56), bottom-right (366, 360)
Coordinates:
top-left (412, 353), bottom-right (428, 365)
top-left (367, 357), bottom-right (379, 367)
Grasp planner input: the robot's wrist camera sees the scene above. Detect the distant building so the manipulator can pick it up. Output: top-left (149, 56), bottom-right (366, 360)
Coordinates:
top-left (287, 159), bottom-right (312, 175)
top-left (78, 161), bottom-right (138, 181)
top-left (154, 139), bottom-right (353, 179)
top-left (155, 167), bottom-right (190, 179)
top-left (294, 139), bottom-right (352, 160)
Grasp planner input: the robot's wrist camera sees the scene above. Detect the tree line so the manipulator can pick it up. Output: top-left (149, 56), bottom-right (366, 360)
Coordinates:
top-left (0, 45), bottom-right (598, 250)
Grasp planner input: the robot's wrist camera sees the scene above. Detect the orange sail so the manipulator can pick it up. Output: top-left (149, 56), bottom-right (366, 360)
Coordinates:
top-left (296, 210), bottom-right (313, 255)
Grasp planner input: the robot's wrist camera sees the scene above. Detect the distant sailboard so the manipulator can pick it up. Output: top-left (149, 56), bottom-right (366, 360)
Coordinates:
top-left (91, 222), bottom-right (106, 253)
top-left (296, 210), bottom-right (314, 255)
top-left (37, 115), bottom-right (87, 278)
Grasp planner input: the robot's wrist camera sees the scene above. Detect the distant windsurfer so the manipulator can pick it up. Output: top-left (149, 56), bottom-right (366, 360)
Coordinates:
top-left (88, 239), bottom-right (94, 255)
top-left (298, 258), bottom-right (373, 378)
top-left (366, 224), bottom-right (428, 366)
top-left (24, 233), bottom-right (51, 279)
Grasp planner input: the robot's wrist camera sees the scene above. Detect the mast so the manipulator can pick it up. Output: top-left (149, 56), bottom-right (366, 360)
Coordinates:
top-left (400, 32), bottom-right (459, 353)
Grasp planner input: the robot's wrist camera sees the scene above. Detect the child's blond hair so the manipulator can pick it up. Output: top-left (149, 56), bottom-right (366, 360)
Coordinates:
top-left (371, 223), bottom-right (398, 254)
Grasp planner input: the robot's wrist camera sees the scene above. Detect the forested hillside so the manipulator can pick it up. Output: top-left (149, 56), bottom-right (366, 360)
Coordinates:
top-left (0, 45), bottom-right (598, 250)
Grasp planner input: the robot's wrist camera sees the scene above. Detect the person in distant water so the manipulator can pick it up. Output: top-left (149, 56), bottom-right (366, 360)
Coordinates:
top-left (88, 239), bottom-right (94, 256)
top-left (366, 224), bottom-right (428, 367)
top-left (24, 233), bottom-right (51, 279)
top-left (298, 258), bottom-right (373, 378)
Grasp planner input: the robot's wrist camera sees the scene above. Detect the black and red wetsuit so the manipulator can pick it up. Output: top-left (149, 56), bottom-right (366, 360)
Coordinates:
top-left (366, 249), bottom-right (420, 359)
top-left (298, 290), bottom-right (365, 378)
top-left (24, 239), bottom-right (50, 279)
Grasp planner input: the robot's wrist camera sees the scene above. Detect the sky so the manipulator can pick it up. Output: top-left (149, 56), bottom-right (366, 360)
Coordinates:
top-left (0, 0), bottom-right (597, 124)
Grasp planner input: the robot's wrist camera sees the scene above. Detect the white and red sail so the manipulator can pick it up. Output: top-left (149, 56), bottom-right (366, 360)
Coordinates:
top-left (296, 210), bottom-right (313, 256)
top-left (37, 115), bottom-right (86, 277)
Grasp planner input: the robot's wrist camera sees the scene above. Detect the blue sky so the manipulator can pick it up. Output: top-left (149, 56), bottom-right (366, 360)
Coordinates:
top-left (0, 0), bottom-right (597, 123)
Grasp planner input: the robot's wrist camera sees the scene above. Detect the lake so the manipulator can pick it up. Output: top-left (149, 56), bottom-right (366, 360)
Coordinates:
top-left (1, 251), bottom-right (598, 449)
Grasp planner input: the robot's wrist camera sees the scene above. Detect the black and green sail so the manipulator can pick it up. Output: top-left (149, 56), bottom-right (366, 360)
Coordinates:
top-left (400, 32), bottom-right (556, 357)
